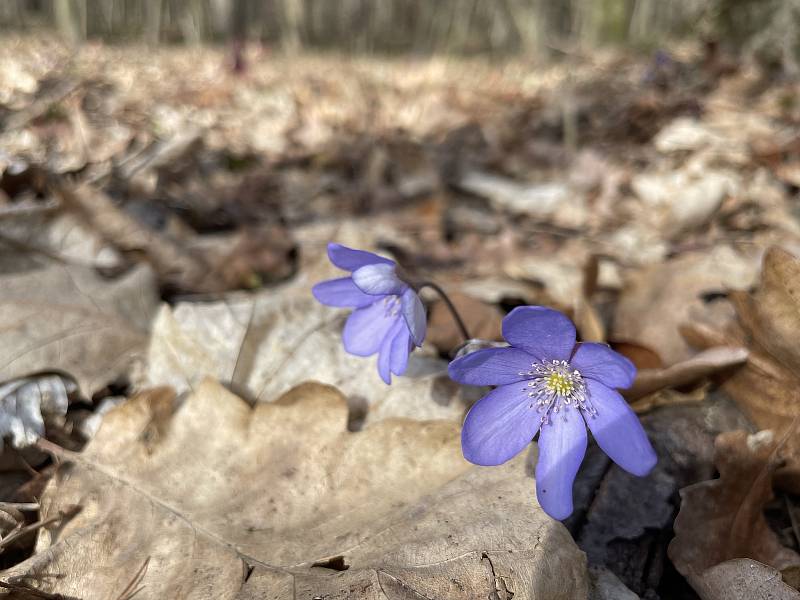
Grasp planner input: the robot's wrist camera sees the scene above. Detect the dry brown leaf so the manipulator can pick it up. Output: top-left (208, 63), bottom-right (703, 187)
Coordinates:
top-left (625, 346), bottom-right (748, 402)
top-left (697, 560), bottom-right (800, 600)
top-left (613, 245), bottom-right (759, 365)
top-left (630, 167), bottom-right (738, 234)
top-left (669, 429), bottom-right (800, 594)
top-left (425, 291), bottom-right (502, 353)
top-left (3, 380), bottom-right (588, 599)
top-left (0, 262), bottom-right (158, 397)
top-left (684, 247), bottom-right (800, 492)
top-left (143, 293), bottom-right (472, 425)
top-left (738, 247), bottom-right (800, 375)
top-left (0, 209), bottom-right (123, 270)
top-left (56, 183), bottom-right (219, 293)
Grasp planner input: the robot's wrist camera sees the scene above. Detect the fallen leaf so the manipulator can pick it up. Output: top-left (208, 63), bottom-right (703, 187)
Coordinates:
top-left (3, 380), bottom-right (589, 599)
top-left (457, 170), bottom-right (583, 226)
top-left (625, 346), bottom-right (748, 402)
top-left (56, 183), bottom-right (219, 293)
top-left (0, 207), bottom-right (123, 270)
top-left (613, 245), bottom-right (759, 365)
top-left (425, 291), bottom-right (502, 354)
top-left (142, 293), bottom-right (472, 425)
top-left (0, 262), bottom-right (159, 397)
top-left (669, 429), bottom-right (800, 594)
top-left (684, 247), bottom-right (800, 492)
top-left (632, 167), bottom-right (737, 234)
top-left (738, 247), bottom-right (800, 375)
top-left (588, 565), bottom-right (639, 600)
top-left (697, 559), bottom-right (800, 600)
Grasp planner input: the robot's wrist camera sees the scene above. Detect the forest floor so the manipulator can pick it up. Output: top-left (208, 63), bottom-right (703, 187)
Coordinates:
top-left (1, 36), bottom-right (800, 599)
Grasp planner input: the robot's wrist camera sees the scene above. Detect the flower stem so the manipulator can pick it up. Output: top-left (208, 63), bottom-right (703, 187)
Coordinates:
top-left (416, 281), bottom-right (471, 342)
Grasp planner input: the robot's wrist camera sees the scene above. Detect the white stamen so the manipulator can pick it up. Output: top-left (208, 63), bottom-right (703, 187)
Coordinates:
top-left (520, 359), bottom-right (596, 425)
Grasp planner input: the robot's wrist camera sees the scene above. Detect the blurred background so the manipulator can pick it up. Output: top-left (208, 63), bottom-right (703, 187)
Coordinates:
top-left (2, 2), bottom-right (800, 600)
top-left (0, 0), bottom-right (798, 65)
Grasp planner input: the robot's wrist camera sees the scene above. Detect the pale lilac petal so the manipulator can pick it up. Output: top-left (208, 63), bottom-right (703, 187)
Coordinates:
top-left (342, 302), bottom-right (399, 357)
top-left (570, 343), bottom-right (637, 389)
top-left (389, 325), bottom-right (411, 375)
top-left (502, 306), bottom-right (576, 362)
top-left (312, 278), bottom-right (376, 308)
top-left (352, 264), bottom-right (406, 296)
top-left (461, 383), bottom-right (542, 466)
top-left (584, 379), bottom-right (657, 477)
top-left (535, 407), bottom-right (587, 520)
top-left (377, 319), bottom-right (403, 384)
top-left (448, 347), bottom-right (535, 386)
top-left (400, 287), bottom-right (426, 346)
top-left (328, 243), bottom-right (394, 271)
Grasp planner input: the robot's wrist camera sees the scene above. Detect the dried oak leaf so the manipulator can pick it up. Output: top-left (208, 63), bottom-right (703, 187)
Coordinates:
top-left (669, 429), bottom-right (800, 594)
top-left (0, 262), bottom-right (159, 397)
top-left (684, 247), bottom-right (800, 492)
top-left (2, 380), bottom-right (588, 599)
top-left (624, 346), bottom-right (748, 403)
top-left (613, 245), bottom-right (759, 365)
top-left (143, 293), bottom-right (473, 425)
top-left (697, 560), bottom-right (800, 600)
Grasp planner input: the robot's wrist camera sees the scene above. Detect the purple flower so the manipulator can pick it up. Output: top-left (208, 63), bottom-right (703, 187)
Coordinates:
top-left (312, 243), bottom-right (426, 384)
top-left (448, 306), bottom-right (656, 520)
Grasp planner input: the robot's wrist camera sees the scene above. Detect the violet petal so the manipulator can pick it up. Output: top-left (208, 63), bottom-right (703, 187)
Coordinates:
top-left (377, 319), bottom-right (403, 384)
top-left (327, 242), bottom-right (394, 271)
top-left (448, 347), bottom-right (535, 386)
top-left (342, 302), bottom-right (400, 357)
top-left (352, 263), bottom-right (406, 296)
top-left (584, 379), bottom-right (657, 477)
top-left (400, 287), bottom-right (426, 346)
top-left (535, 407), bottom-right (587, 520)
top-left (312, 277), bottom-right (376, 308)
top-left (389, 324), bottom-right (411, 376)
top-left (461, 383), bottom-right (542, 466)
top-left (502, 306), bottom-right (576, 362)
top-left (570, 342), bottom-right (637, 389)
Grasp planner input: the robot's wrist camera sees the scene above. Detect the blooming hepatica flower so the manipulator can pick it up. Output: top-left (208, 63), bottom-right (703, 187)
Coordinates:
top-left (312, 243), bottom-right (426, 384)
top-left (448, 306), bottom-right (656, 520)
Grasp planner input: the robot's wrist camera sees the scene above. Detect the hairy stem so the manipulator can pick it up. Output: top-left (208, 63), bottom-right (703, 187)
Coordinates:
top-left (416, 281), bottom-right (471, 342)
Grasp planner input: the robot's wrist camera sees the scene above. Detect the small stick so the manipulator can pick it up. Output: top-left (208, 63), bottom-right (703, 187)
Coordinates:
top-left (0, 502), bottom-right (39, 512)
top-left (415, 281), bottom-right (471, 342)
top-left (34, 438), bottom-right (76, 461)
top-left (785, 495), bottom-right (800, 550)
top-left (0, 580), bottom-right (74, 599)
top-left (114, 557), bottom-right (151, 600)
top-left (0, 505), bottom-right (81, 554)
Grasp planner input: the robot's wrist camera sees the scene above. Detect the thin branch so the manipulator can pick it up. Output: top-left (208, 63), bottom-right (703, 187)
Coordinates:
top-left (0, 505), bottom-right (81, 554)
top-left (113, 557), bottom-right (151, 600)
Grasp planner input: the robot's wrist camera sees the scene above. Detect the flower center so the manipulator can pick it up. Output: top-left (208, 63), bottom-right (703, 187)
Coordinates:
top-left (518, 359), bottom-right (596, 425)
top-left (545, 371), bottom-right (574, 396)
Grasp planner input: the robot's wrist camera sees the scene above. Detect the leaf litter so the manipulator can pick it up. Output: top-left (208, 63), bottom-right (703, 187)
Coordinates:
top-left (1, 36), bottom-right (800, 598)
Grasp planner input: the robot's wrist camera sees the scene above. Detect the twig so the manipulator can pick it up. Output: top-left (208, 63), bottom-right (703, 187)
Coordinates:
top-left (785, 495), bottom-right (800, 550)
top-left (0, 502), bottom-right (40, 512)
top-left (0, 580), bottom-right (77, 599)
top-left (0, 505), bottom-right (81, 554)
top-left (34, 438), bottom-right (76, 462)
top-left (113, 557), bottom-right (150, 600)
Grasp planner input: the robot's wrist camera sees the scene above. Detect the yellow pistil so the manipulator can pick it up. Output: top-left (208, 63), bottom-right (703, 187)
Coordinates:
top-left (545, 372), bottom-right (574, 396)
